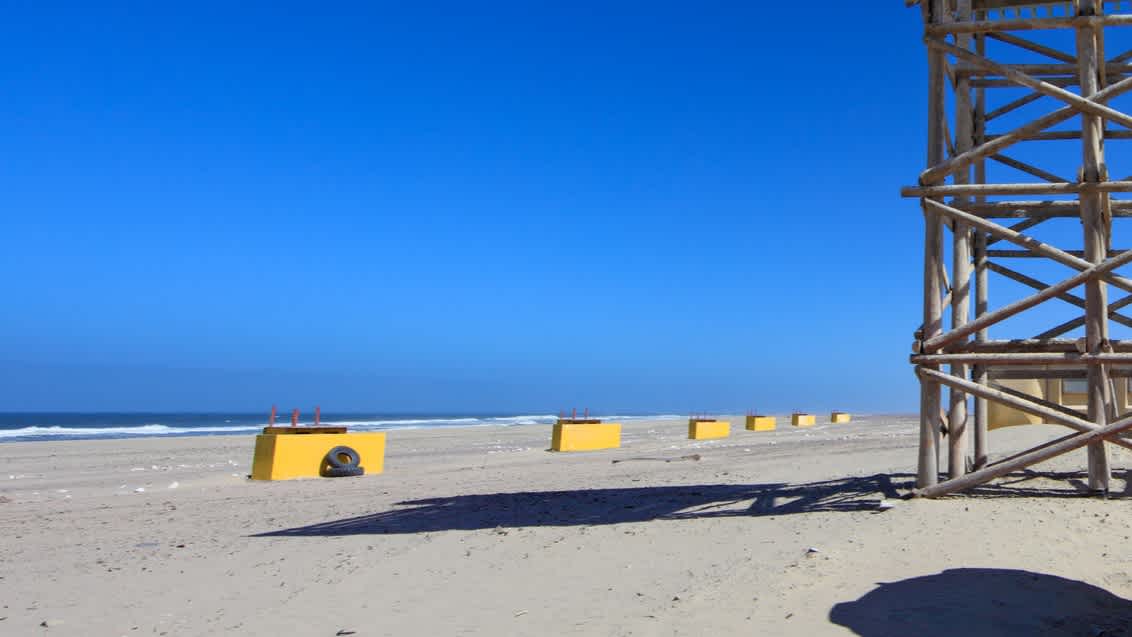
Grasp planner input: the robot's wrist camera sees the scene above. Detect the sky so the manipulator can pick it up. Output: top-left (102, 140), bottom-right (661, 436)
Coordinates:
top-left (0, 3), bottom-right (937, 413)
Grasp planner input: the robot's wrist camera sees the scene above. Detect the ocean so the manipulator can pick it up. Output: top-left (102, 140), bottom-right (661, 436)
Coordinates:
top-left (0, 412), bottom-right (679, 442)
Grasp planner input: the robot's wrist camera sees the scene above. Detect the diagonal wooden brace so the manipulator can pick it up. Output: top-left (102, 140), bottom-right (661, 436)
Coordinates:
top-left (923, 198), bottom-right (1132, 294)
top-left (986, 261), bottom-right (1132, 329)
top-left (914, 367), bottom-right (1132, 497)
top-left (1038, 293), bottom-right (1132, 339)
top-left (920, 75), bottom-right (1132, 185)
top-left (919, 367), bottom-right (1132, 451)
top-left (929, 39), bottom-right (1132, 131)
top-left (920, 241), bottom-right (1132, 352)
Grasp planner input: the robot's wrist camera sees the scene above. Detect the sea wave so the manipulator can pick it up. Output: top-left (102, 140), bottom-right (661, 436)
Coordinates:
top-left (0, 413), bottom-right (685, 442)
top-left (0, 414), bottom-right (561, 441)
top-left (0, 423), bottom-right (266, 440)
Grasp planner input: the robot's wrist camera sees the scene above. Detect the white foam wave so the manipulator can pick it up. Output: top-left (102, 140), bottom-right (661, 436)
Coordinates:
top-left (0, 413), bottom-right (686, 442)
top-left (0, 423), bottom-right (266, 440)
top-left (0, 414), bottom-right (563, 441)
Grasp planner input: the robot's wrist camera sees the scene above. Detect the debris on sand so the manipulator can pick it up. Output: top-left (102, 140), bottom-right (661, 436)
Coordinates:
top-left (612, 454), bottom-right (702, 464)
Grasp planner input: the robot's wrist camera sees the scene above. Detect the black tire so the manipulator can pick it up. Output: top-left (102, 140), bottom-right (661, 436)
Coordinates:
top-left (324, 446), bottom-right (360, 469)
top-left (323, 465), bottom-right (365, 478)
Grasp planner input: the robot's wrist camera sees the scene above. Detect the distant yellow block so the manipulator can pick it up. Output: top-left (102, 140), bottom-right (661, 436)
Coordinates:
top-left (830, 411), bottom-right (851, 424)
top-left (792, 413), bottom-right (816, 427)
top-left (551, 422), bottom-right (621, 451)
top-left (252, 432), bottom-right (386, 480)
top-left (689, 419), bottom-right (730, 440)
top-left (745, 415), bottom-right (776, 431)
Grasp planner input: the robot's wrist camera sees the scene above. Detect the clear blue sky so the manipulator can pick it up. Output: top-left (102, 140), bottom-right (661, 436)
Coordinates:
top-left (0, 3), bottom-right (931, 413)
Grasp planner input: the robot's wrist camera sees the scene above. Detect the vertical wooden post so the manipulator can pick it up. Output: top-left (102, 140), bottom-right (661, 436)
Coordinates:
top-left (919, 0), bottom-right (947, 489)
top-left (315, 405), bottom-right (321, 427)
top-left (269, 405), bottom-right (277, 427)
top-left (291, 408), bottom-right (299, 427)
top-left (948, 0), bottom-right (974, 479)
top-left (972, 26), bottom-right (989, 471)
top-left (1077, 0), bottom-right (1112, 492)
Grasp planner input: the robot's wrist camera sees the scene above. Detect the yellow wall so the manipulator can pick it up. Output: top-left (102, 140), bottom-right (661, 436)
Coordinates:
top-left (830, 412), bottom-right (851, 424)
top-left (745, 415), bottom-right (776, 431)
top-left (987, 378), bottom-right (1048, 430)
top-left (792, 413), bottom-right (816, 427)
top-left (689, 420), bottom-right (730, 440)
top-left (252, 432), bottom-right (386, 480)
top-left (551, 423), bottom-right (621, 451)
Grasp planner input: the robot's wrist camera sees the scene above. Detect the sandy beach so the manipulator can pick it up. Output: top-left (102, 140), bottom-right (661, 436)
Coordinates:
top-left (4, 415), bottom-right (1132, 636)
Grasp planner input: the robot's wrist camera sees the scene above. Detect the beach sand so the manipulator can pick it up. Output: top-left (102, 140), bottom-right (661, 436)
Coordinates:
top-left (4, 415), bottom-right (1132, 636)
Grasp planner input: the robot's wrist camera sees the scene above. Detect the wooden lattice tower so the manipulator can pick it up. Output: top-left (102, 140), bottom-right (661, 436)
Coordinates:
top-left (905, 0), bottom-right (1132, 496)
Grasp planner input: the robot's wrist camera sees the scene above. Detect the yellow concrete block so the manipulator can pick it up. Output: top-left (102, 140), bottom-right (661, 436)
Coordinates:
top-left (791, 413), bottom-right (816, 427)
top-left (551, 423), bottom-right (621, 451)
top-left (689, 419), bottom-right (730, 440)
top-left (252, 432), bottom-right (386, 480)
top-left (830, 411), bottom-right (851, 424)
top-left (745, 415), bottom-right (776, 431)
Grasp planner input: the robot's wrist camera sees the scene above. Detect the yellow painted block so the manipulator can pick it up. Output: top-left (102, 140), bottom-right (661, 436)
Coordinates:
top-left (551, 423), bottom-right (621, 451)
top-left (251, 432), bottom-right (386, 480)
top-left (830, 412), bottom-right (851, 424)
top-left (689, 420), bottom-right (730, 440)
top-left (745, 415), bottom-right (776, 431)
top-left (988, 378), bottom-right (1045, 429)
top-left (791, 413), bottom-right (816, 427)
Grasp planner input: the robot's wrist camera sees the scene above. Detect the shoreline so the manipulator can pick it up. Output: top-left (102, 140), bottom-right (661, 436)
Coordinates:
top-left (0, 412), bottom-right (905, 444)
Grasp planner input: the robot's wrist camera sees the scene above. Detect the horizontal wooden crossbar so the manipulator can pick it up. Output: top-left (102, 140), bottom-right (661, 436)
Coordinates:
top-left (905, 181), bottom-right (1132, 197)
top-left (926, 14), bottom-right (1132, 36)
top-left (913, 352), bottom-right (1132, 365)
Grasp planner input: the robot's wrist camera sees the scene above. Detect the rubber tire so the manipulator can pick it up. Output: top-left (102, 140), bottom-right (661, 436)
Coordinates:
top-left (325, 446), bottom-right (360, 469)
top-left (323, 465), bottom-right (365, 478)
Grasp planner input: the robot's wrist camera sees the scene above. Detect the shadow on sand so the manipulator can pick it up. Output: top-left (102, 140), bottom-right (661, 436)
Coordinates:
top-left (830, 568), bottom-right (1132, 636)
top-left (257, 473), bottom-right (908, 537)
top-left (255, 469), bottom-right (1132, 538)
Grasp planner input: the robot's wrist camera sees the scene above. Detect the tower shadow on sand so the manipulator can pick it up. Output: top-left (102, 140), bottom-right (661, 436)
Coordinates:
top-left (255, 473), bottom-right (908, 537)
top-left (830, 568), bottom-right (1132, 637)
top-left (254, 470), bottom-right (1132, 538)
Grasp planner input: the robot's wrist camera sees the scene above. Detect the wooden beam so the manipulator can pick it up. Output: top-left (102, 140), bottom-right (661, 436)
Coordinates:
top-left (992, 368), bottom-right (1132, 379)
top-left (926, 14), bottom-right (1132, 36)
top-left (919, 73), bottom-right (1132, 185)
top-left (951, 0), bottom-right (975, 480)
top-left (919, 242), bottom-right (1132, 352)
top-left (985, 217), bottom-right (1046, 246)
top-left (918, 198), bottom-right (1132, 295)
top-left (913, 367), bottom-right (1132, 498)
top-left (928, 39), bottom-right (1132, 131)
top-left (974, 28), bottom-right (990, 471)
top-left (960, 199), bottom-right (1132, 218)
top-left (957, 63), bottom-right (1132, 77)
top-left (983, 261), bottom-right (1132, 329)
top-left (989, 153), bottom-right (1070, 182)
top-left (914, 352), bottom-right (1132, 365)
top-left (1037, 291), bottom-right (1132, 338)
top-left (905, 181), bottom-right (1132, 196)
top-left (1077, 0), bottom-right (1111, 491)
top-left (919, 366), bottom-right (1132, 451)
top-left (959, 338), bottom-right (1132, 353)
top-left (986, 31), bottom-right (1076, 64)
top-left (920, 0), bottom-right (947, 490)
top-left (987, 130), bottom-right (1132, 140)
top-left (985, 91), bottom-right (1044, 121)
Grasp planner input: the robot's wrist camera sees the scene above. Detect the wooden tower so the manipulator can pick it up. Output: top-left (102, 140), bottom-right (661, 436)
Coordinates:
top-left (905, 0), bottom-right (1132, 496)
